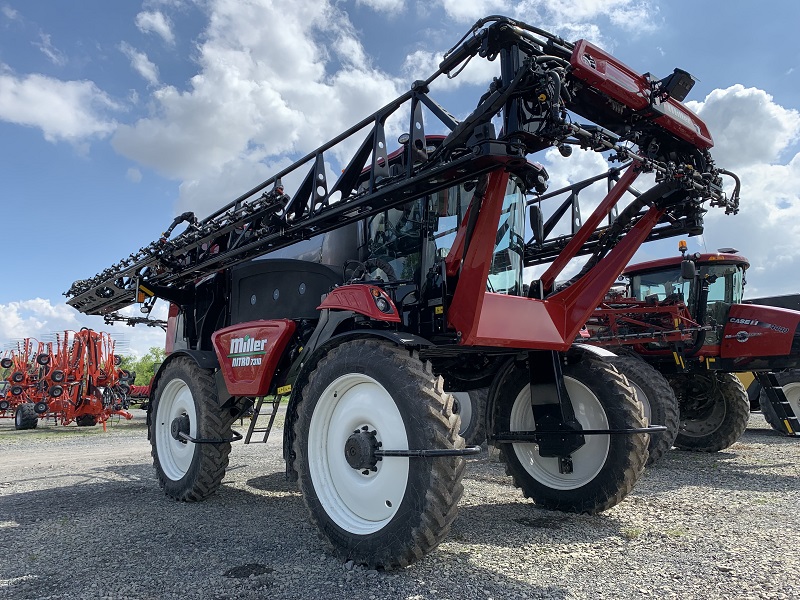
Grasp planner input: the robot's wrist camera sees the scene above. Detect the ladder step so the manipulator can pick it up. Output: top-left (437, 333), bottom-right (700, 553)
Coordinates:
top-left (244, 396), bottom-right (282, 444)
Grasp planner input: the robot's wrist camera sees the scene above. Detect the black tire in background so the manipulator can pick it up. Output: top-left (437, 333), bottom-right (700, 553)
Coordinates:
top-left (452, 388), bottom-right (488, 446)
top-left (293, 339), bottom-right (465, 569)
top-left (670, 373), bottom-right (750, 452)
top-left (758, 370), bottom-right (800, 435)
top-left (150, 357), bottom-right (233, 502)
top-left (495, 358), bottom-right (648, 514)
top-left (14, 403), bottom-right (38, 430)
top-left (609, 355), bottom-right (679, 465)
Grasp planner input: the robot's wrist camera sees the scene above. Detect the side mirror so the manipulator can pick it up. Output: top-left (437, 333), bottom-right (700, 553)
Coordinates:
top-left (529, 205), bottom-right (544, 247)
top-left (681, 259), bottom-right (696, 280)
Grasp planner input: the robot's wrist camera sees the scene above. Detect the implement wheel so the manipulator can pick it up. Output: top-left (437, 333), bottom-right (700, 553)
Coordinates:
top-left (150, 357), bottom-right (233, 501)
top-left (671, 373), bottom-right (749, 452)
top-left (293, 339), bottom-right (464, 569)
top-left (609, 355), bottom-right (679, 465)
top-left (496, 358), bottom-right (648, 514)
top-left (76, 415), bottom-right (97, 427)
top-left (14, 403), bottom-right (38, 430)
top-left (759, 371), bottom-right (800, 435)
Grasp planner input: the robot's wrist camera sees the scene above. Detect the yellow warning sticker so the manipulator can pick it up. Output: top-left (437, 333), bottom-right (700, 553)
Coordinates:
top-left (277, 384), bottom-right (292, 395)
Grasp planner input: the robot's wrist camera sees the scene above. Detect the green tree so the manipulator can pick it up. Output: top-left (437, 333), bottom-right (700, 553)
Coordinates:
top-left (117, 347), bottom-right (166, 386)
top-left (135, 347), bottom-right (166, 385)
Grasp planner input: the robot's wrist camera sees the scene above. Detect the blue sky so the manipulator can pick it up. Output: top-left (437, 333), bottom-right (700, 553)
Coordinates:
top-left (1, 0), bottom-right (799, 356)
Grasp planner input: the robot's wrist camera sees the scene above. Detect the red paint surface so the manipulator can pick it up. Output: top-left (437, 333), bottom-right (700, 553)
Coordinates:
top-left (165, 303), bottom-right (179, 355)
top-left (539, 164), bottom-right (641, 291)
top-left (317, 284), bottom-right (401, 323)
top-left (721, 305), bottom-right (800, 359)
top-left (570, 39), bottom-right (713, 149)
top-left (212, 319), bottom-right (296, 396)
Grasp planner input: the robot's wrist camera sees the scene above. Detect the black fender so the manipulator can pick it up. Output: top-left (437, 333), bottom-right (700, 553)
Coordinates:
top-left (147, 349), bottom-right (221, 439)
top-left (567, 343), bottom-right (619, 361)
top-left (281, 326), bottom-right (431, 480)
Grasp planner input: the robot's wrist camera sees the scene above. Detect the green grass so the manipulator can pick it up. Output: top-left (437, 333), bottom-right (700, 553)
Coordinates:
top-left (621, 527), bottom-right (643, 540)
top-left (665, 528), bottom-right (687, 538)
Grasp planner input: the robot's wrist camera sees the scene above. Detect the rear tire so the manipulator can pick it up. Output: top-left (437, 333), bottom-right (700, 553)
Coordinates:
top-left (452, 388), bottom-right (487, 446)
top-left (609, 356), bottom-right (679, 465)
top-left (495, 358), bottom-right (648, 514)
top-left (293, 339), bottom-right (464, 569)
top-left (759, 371), bottom-right (800, 435)
top-left (671, 373), bottom-right (749, 452)
top-left (150, 357), bottom-right (233, 502)
top-left (14, 403), bottom-right (38, 430)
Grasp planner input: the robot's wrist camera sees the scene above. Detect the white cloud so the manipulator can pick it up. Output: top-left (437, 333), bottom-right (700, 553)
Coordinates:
top-left (402, 47), bottom-right (499, 91)
top-left (0, 299), bottom-right (78, 347)
top-left (112, 0), bottom-right (403, 191)
top-left (0, 64), bottom-right (119, 142)
top-left (686, 84), bottom-right (800, 170)
top-left (119, 42), bottom-right (160, 85)
top-left (135, 10), bottom-right (175, 45)
top-left (437, 0), bottom-right (656, 33)
top-left (34, 33), bottom-right (66, 66)
top-left (681, 85), bottom-right (800, 297)
top-left (1, 4), bottom-right (19, 20)
top-left (0, 297), bottom-right (167, 359)
top-left (438, 0), bottom-right (507, 23)
top-left (127, 167), bottom-right (143, 182)
top-left (356, 0), bottom-right (406, 11)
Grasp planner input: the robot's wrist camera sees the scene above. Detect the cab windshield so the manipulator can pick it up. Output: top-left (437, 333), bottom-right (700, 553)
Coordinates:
top-left (629, 261), bottom-right (746, 344)
top-left (629, 263), bottom-right (745, 307)
top-left (364, 176), bottom-right (526, 295)
top-left (429, 177), bottom-right (526, 295)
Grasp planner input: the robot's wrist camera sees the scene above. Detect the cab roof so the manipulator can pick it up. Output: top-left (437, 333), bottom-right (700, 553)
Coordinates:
top-left (623, 253), bottom-right (750, 276)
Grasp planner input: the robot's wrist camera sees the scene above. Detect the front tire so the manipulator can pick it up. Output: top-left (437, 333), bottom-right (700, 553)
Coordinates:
top-left (150, 357), bottom-right (232, 501)
top-left (670, 373), bottom-right (749, 452)
top-left (495, 358), bottom-right (648, 514)
top-left (609, 356), bottom-right (679, 465)
top-left (758, 371), bottom-right (800, 435)
top-left (14, 403), bottom-right (38, 430)
top-left (293, 339), bottom-right (465, 569)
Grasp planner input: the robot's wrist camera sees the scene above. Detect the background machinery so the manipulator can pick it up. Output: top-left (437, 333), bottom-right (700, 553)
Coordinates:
top-left (1, 331), bottom-right (134, 430)
top-left (582, 246), bottom-right (800, 457)
top-left (65, 16), bottom-right (738, 568)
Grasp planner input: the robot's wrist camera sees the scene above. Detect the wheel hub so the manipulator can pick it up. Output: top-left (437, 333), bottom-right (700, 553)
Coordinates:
top-left (344, 426), bottom-right (381, 472)
top-left (171, 414), bottom-right (191, 442)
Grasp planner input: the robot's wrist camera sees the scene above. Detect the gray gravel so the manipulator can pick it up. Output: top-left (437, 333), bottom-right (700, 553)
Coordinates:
top-left (1, 410), bottom-right (798, 600)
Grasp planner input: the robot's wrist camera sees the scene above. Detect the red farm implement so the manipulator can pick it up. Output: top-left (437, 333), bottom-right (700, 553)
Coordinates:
top-left (2, 330), bottom-right (134, 430)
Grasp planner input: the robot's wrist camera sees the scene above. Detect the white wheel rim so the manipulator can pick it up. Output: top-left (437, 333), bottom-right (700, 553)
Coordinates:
top-left (628, 380), bottom-right (651, 424)
top-left (308, 373), bottom-right (409, 534)
top-left (155, 378), bottom-right (197, 481)
top-left (782, 382), bottom-right (800, 419)
top-left (510, 377), bottom-right (610, 490)
top-left (451, 392), bottom-right (472, 437)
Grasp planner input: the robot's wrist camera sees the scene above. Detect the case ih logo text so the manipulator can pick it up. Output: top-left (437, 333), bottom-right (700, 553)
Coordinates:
top-left (228, 335), bottom-right (267, 367)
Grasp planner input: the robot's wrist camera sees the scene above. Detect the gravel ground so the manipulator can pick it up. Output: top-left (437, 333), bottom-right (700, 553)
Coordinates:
top-left (0, 409), bottom-right (797, 600)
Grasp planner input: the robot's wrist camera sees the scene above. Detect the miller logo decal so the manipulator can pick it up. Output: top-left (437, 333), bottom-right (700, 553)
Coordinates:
top-left (228, 334), bottom-right (268, 367)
